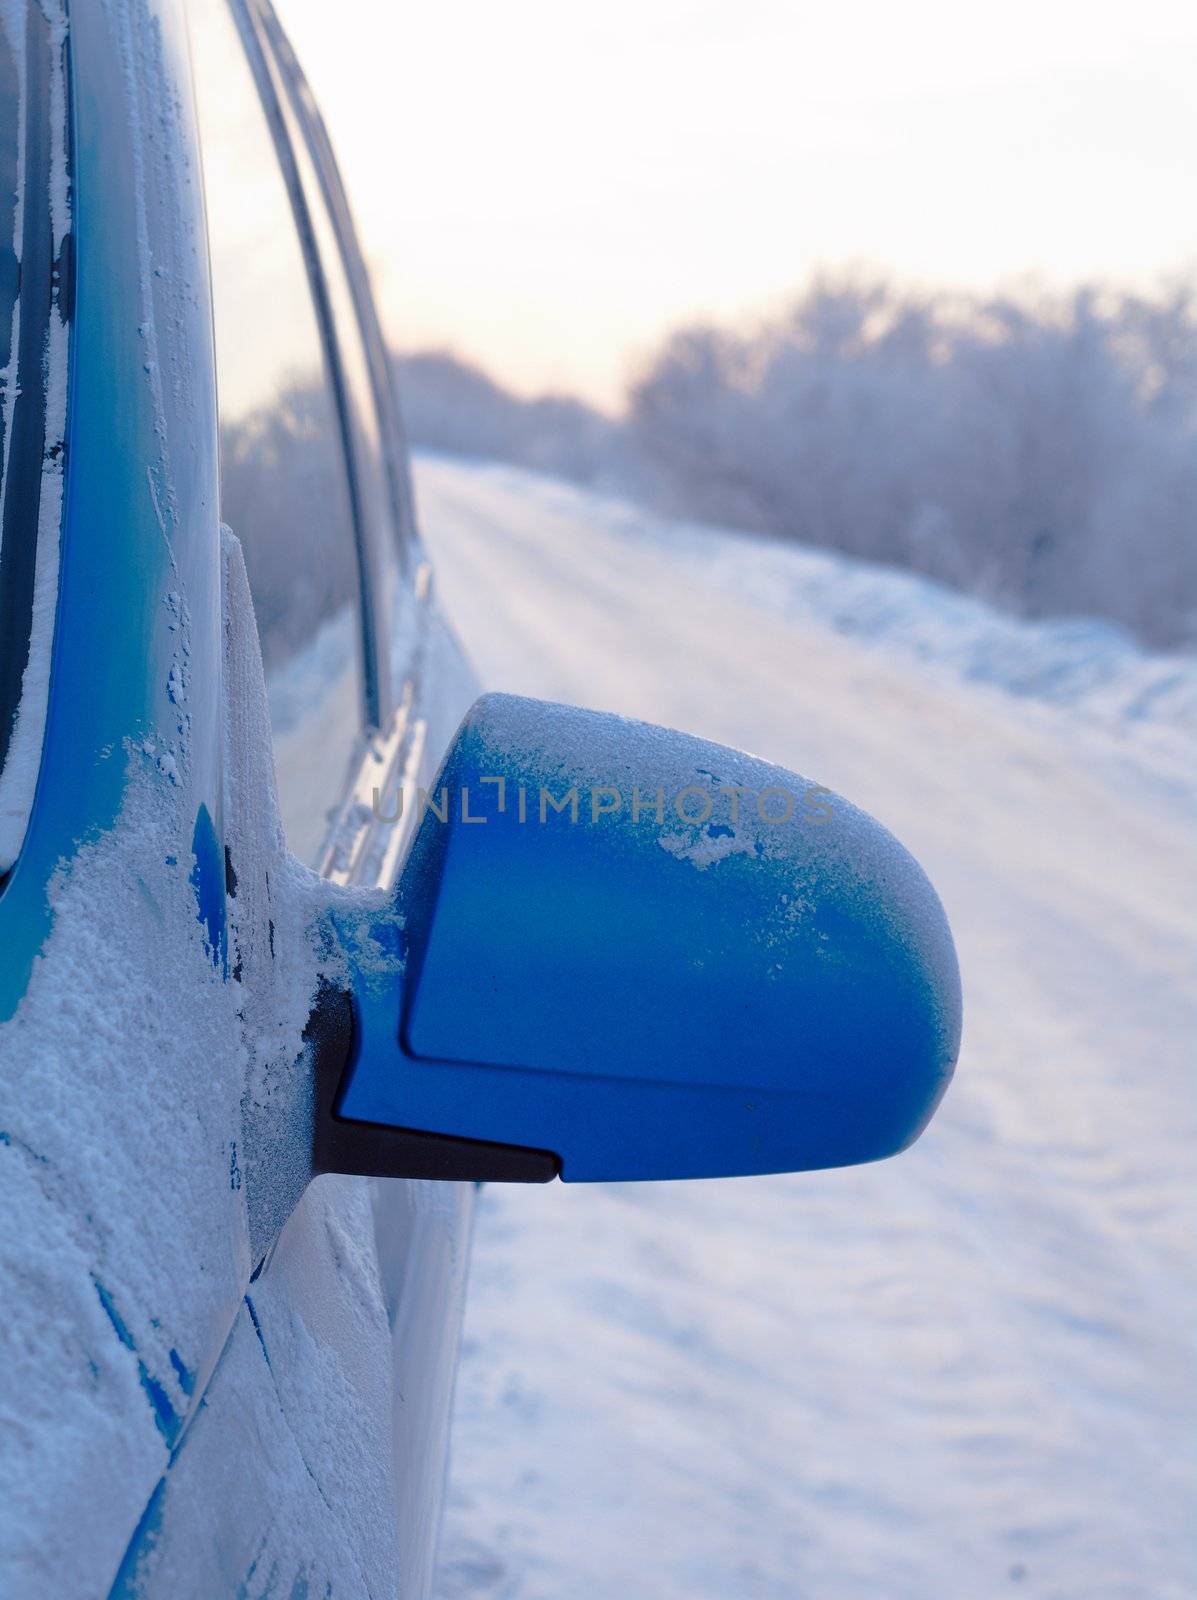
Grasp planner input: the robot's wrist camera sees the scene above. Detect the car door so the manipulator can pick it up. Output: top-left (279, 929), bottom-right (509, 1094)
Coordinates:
top-left (95, 1), bottom-right (479, 1593)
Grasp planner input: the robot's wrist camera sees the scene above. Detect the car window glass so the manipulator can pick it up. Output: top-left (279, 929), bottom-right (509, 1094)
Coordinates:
top-left (255, 14), bottom-right (417, 708)
top-left (283, 110), bottom-right (398, 712)
top-left (189, 0), bottom-right (363, 867)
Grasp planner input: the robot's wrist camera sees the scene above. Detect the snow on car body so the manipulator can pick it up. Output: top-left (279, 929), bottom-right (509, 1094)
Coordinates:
top-left (0, 2), bottom-right (476, 1592)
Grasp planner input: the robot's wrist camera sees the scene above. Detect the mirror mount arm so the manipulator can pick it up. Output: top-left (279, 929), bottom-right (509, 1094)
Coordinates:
top-left (307, 982), bottom-right (560, 1185)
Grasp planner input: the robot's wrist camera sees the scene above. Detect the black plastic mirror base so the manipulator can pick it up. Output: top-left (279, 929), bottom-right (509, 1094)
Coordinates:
top-left (307, 983), bottom-right (560, 1184)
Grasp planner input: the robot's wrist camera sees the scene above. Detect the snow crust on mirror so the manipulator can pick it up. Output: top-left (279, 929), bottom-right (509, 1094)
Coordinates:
top-left (453, 689), bottom-right (960, 1039)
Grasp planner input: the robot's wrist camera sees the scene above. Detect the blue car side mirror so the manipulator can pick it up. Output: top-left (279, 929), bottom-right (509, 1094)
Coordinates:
top-left (315, 694), bottom-right (961, 1183)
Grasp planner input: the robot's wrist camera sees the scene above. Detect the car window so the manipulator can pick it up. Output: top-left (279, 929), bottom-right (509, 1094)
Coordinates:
top-left (189, 0), bottom-right (364, 868)
top-left (251, 4), bottom-right (415, 711)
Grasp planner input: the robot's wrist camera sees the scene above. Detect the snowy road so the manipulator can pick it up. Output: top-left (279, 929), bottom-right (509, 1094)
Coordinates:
top-left (412, 455), bottom-right (1196, 1600)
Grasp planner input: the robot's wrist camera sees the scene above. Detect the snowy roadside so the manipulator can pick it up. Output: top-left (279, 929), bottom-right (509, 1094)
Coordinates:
top-left (419, 455), bottom-right (1196, 805)
top-left (413, 453), bottom-right (1197, 1600)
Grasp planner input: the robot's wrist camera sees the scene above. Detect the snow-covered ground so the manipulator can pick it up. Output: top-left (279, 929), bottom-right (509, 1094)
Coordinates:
top-left (412, 455), bottom-right (1197, 1600)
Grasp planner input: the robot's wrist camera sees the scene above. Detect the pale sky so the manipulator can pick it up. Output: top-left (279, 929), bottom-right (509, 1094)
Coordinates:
top-left (276, 0), bottom-right (1197, 410)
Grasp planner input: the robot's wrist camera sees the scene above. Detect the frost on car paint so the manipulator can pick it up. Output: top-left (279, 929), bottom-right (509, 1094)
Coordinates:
top-left (0, 530), bottom-right (396, 1597)
top-left (0, 0), bottom-right (71, 873)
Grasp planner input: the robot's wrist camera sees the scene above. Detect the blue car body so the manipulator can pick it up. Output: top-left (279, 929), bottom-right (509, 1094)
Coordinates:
top-left (0, 1), bottom-right (477, 1592)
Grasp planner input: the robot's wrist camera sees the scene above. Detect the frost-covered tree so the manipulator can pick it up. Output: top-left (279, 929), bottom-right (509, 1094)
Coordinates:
top-left (629, 276), bottom-right (1197, 647)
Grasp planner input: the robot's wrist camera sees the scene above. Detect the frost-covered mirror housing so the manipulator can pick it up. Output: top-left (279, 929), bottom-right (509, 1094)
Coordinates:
top-left (325, 695), bottom-right (961, 1183)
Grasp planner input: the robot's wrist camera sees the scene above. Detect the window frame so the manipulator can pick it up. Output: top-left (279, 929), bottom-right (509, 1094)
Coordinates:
top-left (250, 0), bottom-right (419, 577)
top-left (221, 0), bottom-right (391, 731)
